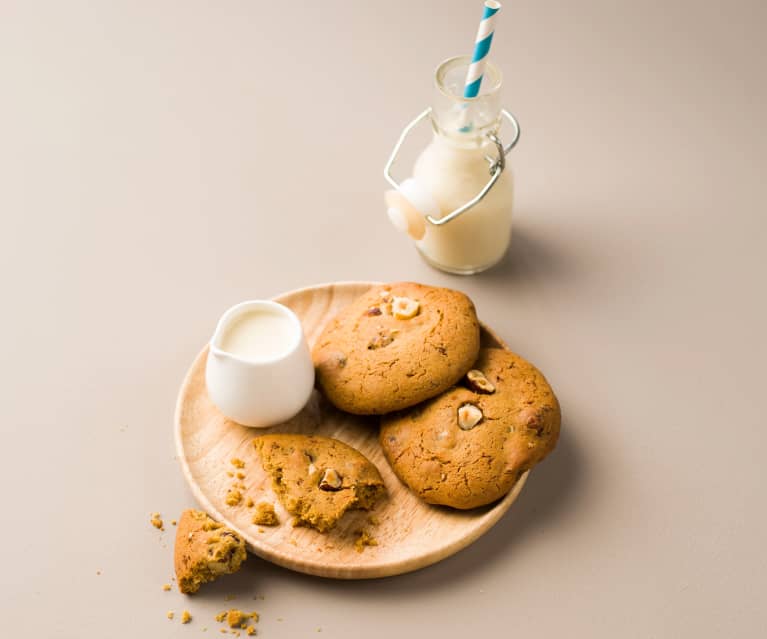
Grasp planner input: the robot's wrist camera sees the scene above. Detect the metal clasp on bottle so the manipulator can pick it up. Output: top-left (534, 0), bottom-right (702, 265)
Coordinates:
top-left (383, 108), bottom-right (520, 226)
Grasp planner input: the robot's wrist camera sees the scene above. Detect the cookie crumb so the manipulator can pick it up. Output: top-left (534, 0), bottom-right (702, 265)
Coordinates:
top-left (252, 502), bottom-right (279, 526)
top-left (162, 583), bottom-right (171, 591)
top-left (167, 611), bottom-right (175, 620)
top-left (231, 458), bottom-right (245, 469)
top-left (226, 609), bottom-right (243, 627)
top-left (151, 513), bottom-right (164, 530)
top-left (171, 519), bottom-right (177, 526)
top-left (224, 609), bottom-right (257, 628)
top-left (213, 609), bottom-right (259, 634)
top-left (354, 529), bottom-right (378, 553)
top-left (236, 472), bottom-right (246, 480)
top-left (245, 497), bottom-right (254, 508)
top-left (225, 489), bottom-right (243, 506)
top-left (181, 610), bottom-right (192, 624)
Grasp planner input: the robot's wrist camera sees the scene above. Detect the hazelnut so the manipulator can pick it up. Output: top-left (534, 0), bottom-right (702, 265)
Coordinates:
top-left (457, 403), bottom-right (483, 430)
top-left (367, 331), bottom-right (395, 349)
top-left (392, 296), bottom-right (420, 319)
top-left (319, 468), bottom-right (343, 491)
top-left (466, 369), bottom-right (496, 394)
top-left (519, 407), bottom-right (544, 435)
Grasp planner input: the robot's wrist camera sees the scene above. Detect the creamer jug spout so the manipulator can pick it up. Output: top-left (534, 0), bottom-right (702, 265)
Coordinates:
top-left (209, 312), bottom-right (238, 361)
top-left (208, 343), bottom-right (228, 361)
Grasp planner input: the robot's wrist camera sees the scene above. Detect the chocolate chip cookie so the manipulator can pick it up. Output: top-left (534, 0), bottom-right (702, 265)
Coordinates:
top-left (312, 282), bottom-right (481, 415)
top-left (380, 348), bottom-right (561, 509)
top-left (254, 434), bottom-right (386, 532)
top-left (174, 509), bottom-right (247, 594)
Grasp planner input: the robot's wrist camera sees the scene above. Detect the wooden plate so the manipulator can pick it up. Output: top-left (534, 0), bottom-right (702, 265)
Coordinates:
top-left (174, 282), bottom-right (529, 579)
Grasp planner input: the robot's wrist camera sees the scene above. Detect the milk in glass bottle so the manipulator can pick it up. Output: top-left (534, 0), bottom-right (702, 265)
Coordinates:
top-left (384, 3), bottom-right (519, 274)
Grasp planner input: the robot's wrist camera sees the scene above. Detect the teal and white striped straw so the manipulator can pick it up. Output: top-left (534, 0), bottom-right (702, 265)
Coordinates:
top-left (464, 1), bottom-right (501, 99)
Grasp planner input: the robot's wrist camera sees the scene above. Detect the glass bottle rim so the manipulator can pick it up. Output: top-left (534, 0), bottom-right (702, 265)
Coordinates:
top-left (434, 55), bottom-right (503, 103)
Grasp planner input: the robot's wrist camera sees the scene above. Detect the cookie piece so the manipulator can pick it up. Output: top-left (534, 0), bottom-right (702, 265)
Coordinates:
top-left (313, 282), bottom-right (481, 415)
top-left (174, 509), bottom-right (247, 594)
top-left (252, 502), bottom-right (279, 526)
top-left (380, 348), bottom-right (560, 509)
top-left (254, 434), bottom-right (386, 532)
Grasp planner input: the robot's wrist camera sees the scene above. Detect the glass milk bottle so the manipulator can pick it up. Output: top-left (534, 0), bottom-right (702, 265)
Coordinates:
top-left (384, 55), bottom-right (520, 274)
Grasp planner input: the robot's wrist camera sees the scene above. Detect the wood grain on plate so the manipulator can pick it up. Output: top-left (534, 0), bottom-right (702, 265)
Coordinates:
top-left (174, 281), bottom-right (529, 579)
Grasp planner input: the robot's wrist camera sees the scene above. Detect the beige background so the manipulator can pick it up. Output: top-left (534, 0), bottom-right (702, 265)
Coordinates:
top-left (1, 0), bottom-right (766, 636)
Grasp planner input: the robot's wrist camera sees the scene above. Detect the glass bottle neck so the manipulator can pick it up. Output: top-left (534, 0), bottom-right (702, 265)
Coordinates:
top-left (429, 106), bottom-right (502, 149)
top-left (431, 55), bottom-right (503, 149)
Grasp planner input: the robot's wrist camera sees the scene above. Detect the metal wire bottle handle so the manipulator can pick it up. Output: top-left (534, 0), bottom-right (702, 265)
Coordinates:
top-left (384, 108), bottom-right (520, 226)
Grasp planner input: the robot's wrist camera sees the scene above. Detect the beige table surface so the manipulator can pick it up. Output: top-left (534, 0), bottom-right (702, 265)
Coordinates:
top-left (2, 1), bottom-right (766, 636)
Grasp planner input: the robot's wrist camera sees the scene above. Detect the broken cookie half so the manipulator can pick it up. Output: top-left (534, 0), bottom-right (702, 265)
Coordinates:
top-left (254, 434), bottom-right (386, 533)
top-left (174, 509), bottom-right (247, 594)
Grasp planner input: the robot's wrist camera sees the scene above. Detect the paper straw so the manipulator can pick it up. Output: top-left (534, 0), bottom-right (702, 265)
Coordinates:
top-left (464, 1), bottom-right (501, 99)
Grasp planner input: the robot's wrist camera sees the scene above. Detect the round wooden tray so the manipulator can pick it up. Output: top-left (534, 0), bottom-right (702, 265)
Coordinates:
top-left (174, 282), bottom-right (529, 579)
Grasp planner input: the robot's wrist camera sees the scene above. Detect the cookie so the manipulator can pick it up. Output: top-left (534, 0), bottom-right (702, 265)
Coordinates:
top-left (174, 509), bottom-right (247, 594)
top-left (254, 434), bottom-right (386, 532)
top-left (380, 348), bottom-right (560, 509)
top-left (312, 282), bottom-right (481, 415)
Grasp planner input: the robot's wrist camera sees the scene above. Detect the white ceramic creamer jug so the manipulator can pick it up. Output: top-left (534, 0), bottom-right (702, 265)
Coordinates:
top-left (384, 55), bottom-right (520, 275)
top-left (205, 300), bottom-right (315, 428)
